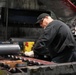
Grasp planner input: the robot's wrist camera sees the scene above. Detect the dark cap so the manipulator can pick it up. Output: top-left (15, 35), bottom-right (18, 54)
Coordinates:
top-left (36, 13), bottom-right (50, 23)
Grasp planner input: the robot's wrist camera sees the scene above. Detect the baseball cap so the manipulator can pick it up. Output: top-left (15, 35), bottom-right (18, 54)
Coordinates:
top-left (36, 13), bottom-right (50, 24)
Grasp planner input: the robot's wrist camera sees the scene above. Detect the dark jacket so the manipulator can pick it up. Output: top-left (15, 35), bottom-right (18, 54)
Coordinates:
top-left (33, 20), bottom-right (76, 63)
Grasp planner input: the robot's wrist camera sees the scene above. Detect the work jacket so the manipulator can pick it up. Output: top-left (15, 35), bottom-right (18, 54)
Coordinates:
top-left (33, 20), bottom-right (76, 63)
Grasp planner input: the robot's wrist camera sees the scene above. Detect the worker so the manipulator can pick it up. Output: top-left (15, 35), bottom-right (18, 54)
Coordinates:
top-left (25, 13), bottom-right (76, 63)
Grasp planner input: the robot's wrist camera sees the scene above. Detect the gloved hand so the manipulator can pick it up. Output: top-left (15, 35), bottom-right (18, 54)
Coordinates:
top-left (24, 51), bottom-right (34, 57)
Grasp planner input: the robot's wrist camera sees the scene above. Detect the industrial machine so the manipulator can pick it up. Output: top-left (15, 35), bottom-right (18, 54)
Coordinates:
top-left (0, 0), bottom-right (76, 75)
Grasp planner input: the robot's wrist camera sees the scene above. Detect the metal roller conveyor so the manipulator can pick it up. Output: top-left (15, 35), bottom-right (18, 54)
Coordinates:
top-left (0, 44), bottom-right (21, 55)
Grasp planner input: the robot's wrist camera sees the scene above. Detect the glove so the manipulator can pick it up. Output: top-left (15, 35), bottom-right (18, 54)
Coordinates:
top-left (24, 51), bottom-right (34, 57)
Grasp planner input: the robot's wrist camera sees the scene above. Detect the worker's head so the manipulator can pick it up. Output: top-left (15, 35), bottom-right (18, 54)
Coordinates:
top-left (36, 13), bottom-right (53, 28)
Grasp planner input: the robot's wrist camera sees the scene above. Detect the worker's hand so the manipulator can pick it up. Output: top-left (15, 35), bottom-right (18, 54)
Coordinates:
top-left (24, 51), bottom-right (34, 57)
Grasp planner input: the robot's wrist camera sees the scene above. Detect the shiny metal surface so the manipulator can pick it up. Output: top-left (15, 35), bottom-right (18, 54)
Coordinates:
top-left (0, 44), bottom-right (20, 55)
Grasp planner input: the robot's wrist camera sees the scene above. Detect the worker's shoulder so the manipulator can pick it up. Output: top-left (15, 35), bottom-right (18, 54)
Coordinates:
top-left (53, 20), bottom-right (65, 25)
